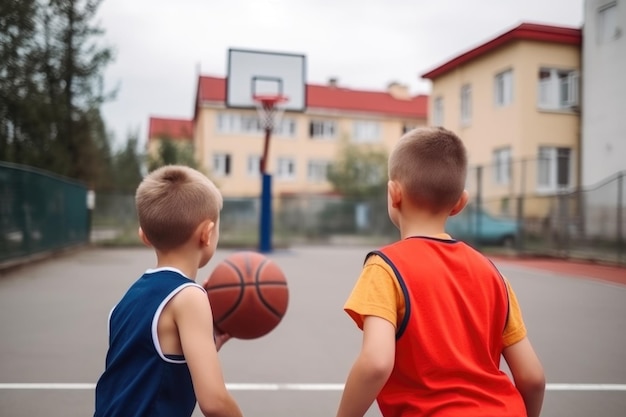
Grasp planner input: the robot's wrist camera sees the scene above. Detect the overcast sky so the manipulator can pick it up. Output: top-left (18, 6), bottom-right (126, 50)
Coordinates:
top-left (96, 0), bottom-right (585, 148)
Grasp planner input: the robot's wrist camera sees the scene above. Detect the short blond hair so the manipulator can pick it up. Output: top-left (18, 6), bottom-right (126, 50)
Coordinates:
top-left (135, 165), bottom-right (223, 251)
top-left (389, 127), bottom-right (467, 213)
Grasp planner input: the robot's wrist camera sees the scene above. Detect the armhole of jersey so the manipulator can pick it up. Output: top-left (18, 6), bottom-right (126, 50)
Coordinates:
top-left (486, 258), bottom-right (510, 334)
top-left (367, 250), bottom-right (411, 340)
top-left (151, 282), bottom-right (206, 363)
top-left (107, 304), bottom-right (117, 339)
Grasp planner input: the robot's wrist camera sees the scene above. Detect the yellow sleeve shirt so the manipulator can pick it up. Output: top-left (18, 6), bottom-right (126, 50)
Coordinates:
top-left (344, 254), bottom-right (527, 347)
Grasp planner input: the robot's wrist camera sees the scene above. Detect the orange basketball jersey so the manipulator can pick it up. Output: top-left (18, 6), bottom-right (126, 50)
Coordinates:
top-left (372, 237), bottom-right (526, 417)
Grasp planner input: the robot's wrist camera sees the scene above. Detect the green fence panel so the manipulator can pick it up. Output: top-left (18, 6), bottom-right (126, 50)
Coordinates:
top-left (0, 162), bottom-right (88, 262)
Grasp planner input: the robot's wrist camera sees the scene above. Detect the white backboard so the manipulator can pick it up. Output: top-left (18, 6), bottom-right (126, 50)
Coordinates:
top-left (226, 48), bottom-right (307, 112)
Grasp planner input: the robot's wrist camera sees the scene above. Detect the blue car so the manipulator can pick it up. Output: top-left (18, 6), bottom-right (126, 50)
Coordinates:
top-left (446, 204), bottom-right (518, 247)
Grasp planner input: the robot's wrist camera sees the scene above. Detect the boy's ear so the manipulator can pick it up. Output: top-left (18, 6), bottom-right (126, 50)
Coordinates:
top-left (138, 227), bottom-right (152, 247)
top-left (450, 190), bottom-right (469, 216)
top-left (388, 180), bottom-right (402, 208)
top-left (199, 220), bottom-right (215, 247)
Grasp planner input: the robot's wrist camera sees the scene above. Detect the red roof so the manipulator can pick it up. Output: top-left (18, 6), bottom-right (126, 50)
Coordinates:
top-left (196, 76), bottom-right (427, 118)
top-left (148, 117), bottom-right (193, 141)
top-left (421, 23), bottom-right (582, 80)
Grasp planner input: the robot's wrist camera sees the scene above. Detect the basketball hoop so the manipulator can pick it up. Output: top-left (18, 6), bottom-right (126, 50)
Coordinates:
top-left (254, 95), bottom-right (288, 132)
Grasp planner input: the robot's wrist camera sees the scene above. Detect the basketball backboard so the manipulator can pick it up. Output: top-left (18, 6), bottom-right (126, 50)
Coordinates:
top-left (226, 48), bottom-right (307, 112)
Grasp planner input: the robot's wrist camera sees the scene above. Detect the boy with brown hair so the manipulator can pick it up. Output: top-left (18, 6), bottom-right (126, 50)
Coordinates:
top-left (335, 127), bottom-right (545, 417)
top-left (94, 165), bottom-right (243, 417)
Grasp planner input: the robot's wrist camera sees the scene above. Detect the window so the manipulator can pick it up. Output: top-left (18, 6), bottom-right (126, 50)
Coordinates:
top-left (494, 70), bottom-right (513, 107)
top-left (460, 84), bottom-right (472, 125)
top-left (247, 155), bottom-right (260, 177)
top-left (216, 113), bottom-right (260, 134)
top-left (493, 147), bottom-right (512, 185)
top-left (433, 96), bottom-right (444, 126)
top-left (307, 160), bottom-right (330, 182)
top-left (276, 157), bottom-right (296, 180)
top-left (216, 113), bottom-right (239, 133)
top-left (309, 120), bottom-right (336, 139)
top-left (217, 112), bottom-right (295, 137)
top-left (274, 118), bottom-right (297, 137)
top-left (598, 2), bottom-right (618, 43)
top-left (239, 115), bottom-right (260, 133)
top-left (353, 121), bottom-right (381, 143)
top-left (538, 68), bottom-right (579, 110)
top-left (212, 153), bottom-right (231, 177)
top-left (537, 146), bottom-right (572, 191)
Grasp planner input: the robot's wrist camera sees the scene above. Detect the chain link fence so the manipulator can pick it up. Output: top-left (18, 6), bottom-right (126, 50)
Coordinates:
top-left (0, 162), bottom-right (89, 263)
top-left (466, 157), bottom-right (625, 265)
top-left (50, 158), bottom-right (626, 266)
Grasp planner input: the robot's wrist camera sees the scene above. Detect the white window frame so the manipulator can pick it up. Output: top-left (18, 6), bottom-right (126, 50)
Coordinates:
top-left (276, 157), bottom-right (296, 180)
top-left (212, 153), bottom-right (231, 177)
top-left (247, 155), bottom-right (260, 177)
top-left (307, 159), bottom-right (330, 183)
top-left (216, 113), bottom-right (260, 134)
top-left (536, 146), bottom-right (573, 192)
top-left (352, 120), bottom-right (381, 143)
top-left (216, 113), bottom-right (238, 134)
top-left (460, 84), bottom-right (472, 125)
top-left (217, 112), bottom-right (297, 138)
top-left (309, 120), bottom-right (336, 139)
top-left (538, 68), bottom-right (579, 110)
top-left (273, 118), bottom-right (297, 138)
top-left (494, 70), bottom-right (513, 107)
top-left (598, 2), bottom-right (619, 43)
top-left (493, 147), bottom-right (512, 186)
top-left (433, 96), bottom-right (444, 126)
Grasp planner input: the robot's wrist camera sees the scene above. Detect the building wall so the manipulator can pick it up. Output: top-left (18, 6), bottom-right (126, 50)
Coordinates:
top-left (582, 0), bottom-right (626, 187)
top-left (194, 105), bottom-right (425, 197)
top-left (428, 39), bottom-right (581, 217)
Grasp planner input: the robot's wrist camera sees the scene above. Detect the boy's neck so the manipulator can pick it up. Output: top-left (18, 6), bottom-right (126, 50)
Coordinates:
top-left (154, 250), bottom-right (200, 281)
top-left (397, 211), bottom-right (450, 240)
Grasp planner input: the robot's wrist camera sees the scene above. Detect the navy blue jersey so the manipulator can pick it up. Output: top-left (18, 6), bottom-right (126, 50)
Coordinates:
top-left (95, 268), bottom-right (204, 417)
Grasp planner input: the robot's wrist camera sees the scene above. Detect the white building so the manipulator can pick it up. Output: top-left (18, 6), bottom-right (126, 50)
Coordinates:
top-left (582, 0), bottom-right (626, 187)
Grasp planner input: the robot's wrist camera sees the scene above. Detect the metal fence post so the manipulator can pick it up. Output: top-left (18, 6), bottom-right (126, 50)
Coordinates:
top-left (475, 165), bottom-right (483, 249)
top-left (617, 172), bottom-right (624, 263)
top-left (516, 159), bottom-right (526, 251)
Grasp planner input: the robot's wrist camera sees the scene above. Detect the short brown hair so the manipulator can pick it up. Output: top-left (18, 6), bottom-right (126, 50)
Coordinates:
top-left (135, 165), bottom-right (223, 251)
top-left (388, 127), bottom-right (467, 213)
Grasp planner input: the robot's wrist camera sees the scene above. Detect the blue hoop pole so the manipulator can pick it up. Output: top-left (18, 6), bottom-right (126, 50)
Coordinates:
top-left (259, 173), bottom-right (273, 253)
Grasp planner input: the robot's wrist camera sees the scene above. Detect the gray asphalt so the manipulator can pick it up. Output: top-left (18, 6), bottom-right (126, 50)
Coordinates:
top-left (0, 246), bottom-right (625, 417)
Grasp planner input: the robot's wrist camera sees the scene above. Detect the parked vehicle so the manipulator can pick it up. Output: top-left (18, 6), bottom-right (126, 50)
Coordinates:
top-left (446, 204), bottom-right (518, 247)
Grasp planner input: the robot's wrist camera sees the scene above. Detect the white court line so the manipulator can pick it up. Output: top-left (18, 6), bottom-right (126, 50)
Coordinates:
top-left (0, 383), bottom-right (625, 391)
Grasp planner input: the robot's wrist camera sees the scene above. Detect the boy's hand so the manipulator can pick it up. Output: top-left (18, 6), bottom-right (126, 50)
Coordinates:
top-left (214, 327), bottom-right (232, 351)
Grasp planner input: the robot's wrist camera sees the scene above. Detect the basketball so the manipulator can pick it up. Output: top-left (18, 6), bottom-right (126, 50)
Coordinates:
top-left (204, 251), bottom-right (289, 339)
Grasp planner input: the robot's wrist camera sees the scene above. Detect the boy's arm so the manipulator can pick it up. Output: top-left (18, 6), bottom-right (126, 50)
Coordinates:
top-left (503, 337), bottom-right (545, 417)
top-left (173, 287), bottom-right (243, 417)
top-left (336, 316), bottom-right (395, 417)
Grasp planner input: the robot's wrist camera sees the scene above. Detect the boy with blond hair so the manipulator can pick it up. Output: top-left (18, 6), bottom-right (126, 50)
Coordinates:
top-left (336, 127), bottom-right (545, 417)
top-left (95, 165), bottom-right (243, 417)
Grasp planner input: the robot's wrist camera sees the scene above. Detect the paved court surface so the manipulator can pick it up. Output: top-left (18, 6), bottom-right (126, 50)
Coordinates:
top-left (0, 246), bottom-right (625, 417)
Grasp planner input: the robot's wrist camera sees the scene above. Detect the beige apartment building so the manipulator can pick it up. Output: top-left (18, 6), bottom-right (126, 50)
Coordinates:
top-left (421, 23), bottom-right (582, 218)
top-left (183, 76), bottom-right (427, 197)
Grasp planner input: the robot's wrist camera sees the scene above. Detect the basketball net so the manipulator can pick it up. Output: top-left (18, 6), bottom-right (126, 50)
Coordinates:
top-left (254, 95), bottom-right (288, 132)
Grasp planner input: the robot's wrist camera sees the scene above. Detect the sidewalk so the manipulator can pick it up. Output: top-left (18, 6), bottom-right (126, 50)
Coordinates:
top-left (492, 256), bottom-right (626, 286)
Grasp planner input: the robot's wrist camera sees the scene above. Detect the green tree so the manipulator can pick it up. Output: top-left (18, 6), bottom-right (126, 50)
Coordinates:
top-left (0, 0), bottom-right (115, 187)
top-left (147, 137), bottom-right (199, 172)
top-left (0, 0), bottom-right (42, 163)
top-left (42, 0), bottom-right (115, 182)
top-left (327, 138), bottom-right (388, 198)
top-left (111, 131), bottom-right (144, 193)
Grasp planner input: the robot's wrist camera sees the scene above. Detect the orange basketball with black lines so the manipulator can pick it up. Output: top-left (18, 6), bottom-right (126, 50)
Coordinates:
top-left (204, 251), bottom-right (289, 339)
